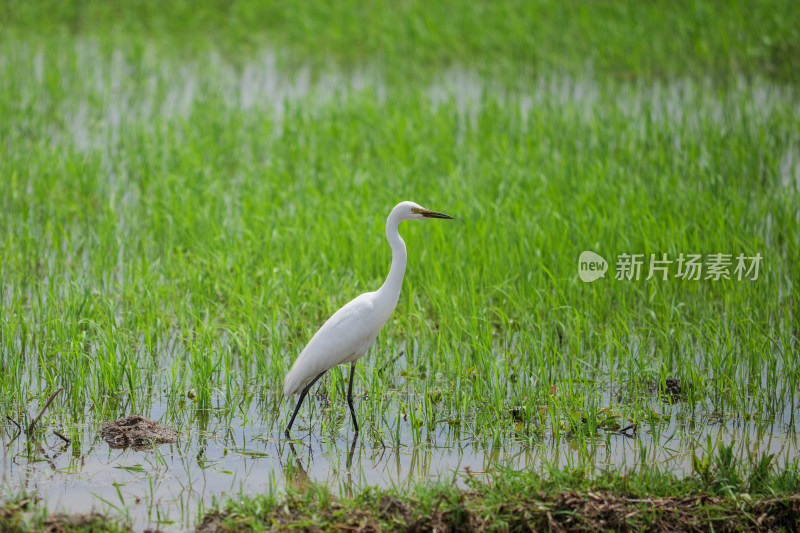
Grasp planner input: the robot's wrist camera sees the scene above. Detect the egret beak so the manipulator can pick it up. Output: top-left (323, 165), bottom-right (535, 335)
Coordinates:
top-left (421, 209), bottom-right (454, 220)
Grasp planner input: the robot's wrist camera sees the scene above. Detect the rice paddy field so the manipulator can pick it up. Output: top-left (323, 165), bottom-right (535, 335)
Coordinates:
top-left (1, 1), bottom-right (799, 531)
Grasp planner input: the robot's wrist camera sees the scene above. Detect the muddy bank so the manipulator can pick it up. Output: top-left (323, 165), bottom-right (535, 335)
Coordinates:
top-left (198, 487), bottom-right (800, 532)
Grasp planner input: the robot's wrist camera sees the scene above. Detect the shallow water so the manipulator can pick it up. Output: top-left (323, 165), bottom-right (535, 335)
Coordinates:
top-left (1, 396), bottom-right (797, 532)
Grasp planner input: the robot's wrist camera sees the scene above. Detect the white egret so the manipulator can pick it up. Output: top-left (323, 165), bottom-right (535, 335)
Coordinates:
top-left (283, 201), bottom-right (453, 436)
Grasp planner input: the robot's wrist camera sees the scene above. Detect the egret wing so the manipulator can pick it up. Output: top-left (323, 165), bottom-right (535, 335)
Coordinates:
top-left (283, 292), bottom-right (380, 395)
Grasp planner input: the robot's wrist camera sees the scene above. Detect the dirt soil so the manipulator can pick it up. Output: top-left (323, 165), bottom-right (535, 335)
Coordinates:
top-left (99, 415), bottom-right (179, 449)
top-left (197, 490), bottom-right (800, 532)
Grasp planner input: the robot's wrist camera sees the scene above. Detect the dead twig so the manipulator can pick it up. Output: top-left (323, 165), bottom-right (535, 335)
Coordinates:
top-left (53, 430), bottom-right (71, 444)
top-left (27, 387), bottom-right (64, 437)
top-left (368, 421), bottom-right (387, 449)
top-left (378, 350), bottom-right (404, 375)
top-left (5, 416), bottom-right (22, 445)
top-left (6, 415), bottom-right (21, 432)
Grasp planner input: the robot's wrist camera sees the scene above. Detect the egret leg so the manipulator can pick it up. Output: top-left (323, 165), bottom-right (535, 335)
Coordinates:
top-left (347, 362), bottom-right (359, 433)
top-left (285, 371), bottom-right (325, 438)
top-left (346, 431), bottom-right (359, 470)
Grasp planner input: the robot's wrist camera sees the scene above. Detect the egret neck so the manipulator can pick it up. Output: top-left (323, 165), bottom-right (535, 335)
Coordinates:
top-left (377, 210), bottom-right (407, 308)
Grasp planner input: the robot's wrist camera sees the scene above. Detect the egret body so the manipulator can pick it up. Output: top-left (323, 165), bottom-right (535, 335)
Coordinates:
top-left (283, 201), bottom-right (453, 436)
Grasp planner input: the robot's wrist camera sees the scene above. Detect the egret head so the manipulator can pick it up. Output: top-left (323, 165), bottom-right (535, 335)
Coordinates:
top-left (394, 201), bottom-right (454, 221)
